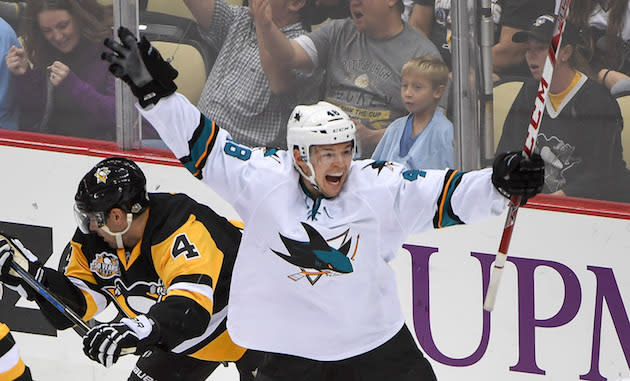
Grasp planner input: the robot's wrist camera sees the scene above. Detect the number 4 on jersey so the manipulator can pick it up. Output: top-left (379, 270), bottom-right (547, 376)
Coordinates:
top-left (171, 234), bottom-right (201, 260)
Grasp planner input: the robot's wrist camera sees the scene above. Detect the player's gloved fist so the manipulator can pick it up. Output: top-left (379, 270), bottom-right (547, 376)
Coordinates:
top-left (492, 151), bottom-right (545, 205)
top-left (101, 26), bottom-right (177, 108)
top-left (0, 234), bottom-right (43, 300)
top-left (83, 315), bottom-right (155, 368)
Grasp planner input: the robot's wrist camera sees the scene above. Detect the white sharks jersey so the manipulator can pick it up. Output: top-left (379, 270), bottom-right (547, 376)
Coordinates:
top-left (139, 94), bottom-right (507, 360)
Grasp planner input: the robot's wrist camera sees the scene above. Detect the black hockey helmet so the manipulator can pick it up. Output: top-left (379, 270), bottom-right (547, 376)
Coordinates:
top-left (74, 157), bottom-right (149, 233)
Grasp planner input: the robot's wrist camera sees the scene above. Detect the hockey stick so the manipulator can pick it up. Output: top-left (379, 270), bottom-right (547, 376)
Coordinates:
top-left (8, 261), bottom-right (135, 355)
top-left (483, 0), bottom-right (573, 312)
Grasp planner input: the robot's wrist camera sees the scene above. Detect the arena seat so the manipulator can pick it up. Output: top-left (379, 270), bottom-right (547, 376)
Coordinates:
top-left (615, 91), bottom-right (630, 167)
top-left (152, 40), bottom-right (207, 105)
top-left (145, 0), bottom-right (195, 20)
top-left (493, 77), bottom-right (526, 151)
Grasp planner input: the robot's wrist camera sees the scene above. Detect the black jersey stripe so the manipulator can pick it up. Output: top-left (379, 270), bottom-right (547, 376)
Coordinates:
top-left (177, 315), bottom-right (228, 356)
top-left (433, 170), bottom-right (466, 228)
top-left (0, 332), bottom-right (16, 357)
top-left (171, 274), bottom-right (213, 288)
top-left (180, 114), bottom-right (219, 179)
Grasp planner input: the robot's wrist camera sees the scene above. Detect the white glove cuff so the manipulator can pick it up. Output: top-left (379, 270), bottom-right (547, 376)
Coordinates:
top-left (121, 315), bottom-right (153, 340)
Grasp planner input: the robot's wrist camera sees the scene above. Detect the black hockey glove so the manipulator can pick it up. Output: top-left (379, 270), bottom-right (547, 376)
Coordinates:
top-left (83, 315), bottom-right (159, 368)
top-left (0, 234), bottom-right (43, 300)
top-left (492, 151), bottom-right (545, 205)
top-left (101, 26), bottom-right (178, 108)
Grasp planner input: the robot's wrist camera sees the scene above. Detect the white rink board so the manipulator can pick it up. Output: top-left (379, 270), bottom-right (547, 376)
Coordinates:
top-left (0, 145), bottom-right (629, 381)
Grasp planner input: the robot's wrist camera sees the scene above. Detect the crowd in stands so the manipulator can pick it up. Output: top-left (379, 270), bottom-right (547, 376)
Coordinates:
top-left (1, 0), bottom-right (630, 201)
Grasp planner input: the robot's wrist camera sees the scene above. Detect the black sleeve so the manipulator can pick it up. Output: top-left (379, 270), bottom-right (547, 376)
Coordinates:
top-left (145, 295), bottom-right (210, 352)
top-left (32, 267), bottom-right (87, 330)
top-left (562, 86), bottom-right (627, 200)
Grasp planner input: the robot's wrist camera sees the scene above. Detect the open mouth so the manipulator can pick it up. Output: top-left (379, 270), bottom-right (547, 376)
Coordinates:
top-left (326, 175), bottom-right (343, 184)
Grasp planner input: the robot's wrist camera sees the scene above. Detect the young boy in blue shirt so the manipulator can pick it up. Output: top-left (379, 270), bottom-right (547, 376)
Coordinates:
top-left (372, 56), bottom-right (453, 169)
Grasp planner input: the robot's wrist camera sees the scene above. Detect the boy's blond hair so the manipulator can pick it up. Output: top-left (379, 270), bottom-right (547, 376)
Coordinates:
top-left (401, 56), bottom-right (449, 89)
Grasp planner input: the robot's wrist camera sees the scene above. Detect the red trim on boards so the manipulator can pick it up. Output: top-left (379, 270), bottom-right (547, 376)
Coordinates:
top-left (0, 129), bottom-right (180, 166)
top-left (526, 194), bottom-right (630, 220)
top-left (2, 129), bottom-right (630, 219)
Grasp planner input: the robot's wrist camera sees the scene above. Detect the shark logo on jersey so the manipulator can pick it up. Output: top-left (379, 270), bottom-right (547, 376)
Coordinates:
top-left (89, 252), bottom-right (120, 279)
top-left (363, 160), bottom-right (395, 175)
top-left (94, 167), bottom-right (110, 184)
top-left (272, 223), bottom-right (358, 285)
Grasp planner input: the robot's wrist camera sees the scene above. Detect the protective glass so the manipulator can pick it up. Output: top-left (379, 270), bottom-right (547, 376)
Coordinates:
top-left (73, 204), bottom-right (107, 234)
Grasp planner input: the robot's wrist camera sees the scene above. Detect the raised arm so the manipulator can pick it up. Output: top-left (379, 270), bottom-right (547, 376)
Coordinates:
top-left (250, 0), bottom-right (304, 94)
top-left (250, 0), bottom-right (314, 74)
top-left (182, 0), bottom-right (215, 30)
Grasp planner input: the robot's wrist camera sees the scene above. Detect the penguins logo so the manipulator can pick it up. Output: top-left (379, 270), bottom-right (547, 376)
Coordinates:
top-left (94, 167), bottom-right (111, 184)
top-left (89, 252), bottom-right (120, 279)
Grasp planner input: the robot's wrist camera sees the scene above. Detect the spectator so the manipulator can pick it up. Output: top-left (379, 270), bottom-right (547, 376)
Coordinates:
top-left (0, 17), bottom-right (19, 130)
top-left (250, 0), bottom-right (442, 158)
top-left (0, 323), bottom-right (32, 381)
top-left (497, 14), bottom-right (630, 202)
top-left (5, 0), bottom-right (115, 140)
top-left (372, 56), bottom-right (453, 169)
top-left (571, 0), bottom-right (630, 95)
top-left (307, 0), bottom-right (417, 29)
top-left (409, 0), bottom-right (554, 77)
top-left (182, 0), bottom-right (321, 149)
top-left (308, 0), bottom-right (349, 25)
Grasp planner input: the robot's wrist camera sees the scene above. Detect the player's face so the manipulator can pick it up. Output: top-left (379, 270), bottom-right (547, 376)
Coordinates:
top-left (89, 209), bottom-right (129, 249)
top-left (401, 73), bottom-right (443, 115)
top-left (525, 39), bottom-right (548, 81)
top-left (310, 142), bottom-right (354, 198)
top-left (38, 9), bottom-right (80, 54)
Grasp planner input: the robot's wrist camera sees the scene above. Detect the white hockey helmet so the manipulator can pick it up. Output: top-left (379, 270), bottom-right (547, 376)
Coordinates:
top-left (286, 101), bottom-right (356, 187)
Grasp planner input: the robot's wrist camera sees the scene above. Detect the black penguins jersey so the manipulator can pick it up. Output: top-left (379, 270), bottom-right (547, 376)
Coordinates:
top-left (61, 193), bottom-right (244, 361)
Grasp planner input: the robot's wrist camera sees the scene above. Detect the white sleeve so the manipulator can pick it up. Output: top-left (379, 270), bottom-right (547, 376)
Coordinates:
top-left (294, 35), bottom-right (319, 69)
top-left (138, 93), bottom-right (286, 221)
top-left (391, 167), bottom-right (507, 234)
top-left (137, 93), bottom-right (202, 159)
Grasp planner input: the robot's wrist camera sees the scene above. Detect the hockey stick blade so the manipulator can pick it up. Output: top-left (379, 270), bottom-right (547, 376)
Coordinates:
top-left (9, 261), bottom-right (135, 356)
top-left (483, 0), bottom-right (573, 312)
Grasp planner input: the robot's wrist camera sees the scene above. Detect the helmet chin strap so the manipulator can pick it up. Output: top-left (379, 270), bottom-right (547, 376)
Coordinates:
top-left (293, 161), bottom-right (320, 192)
top-left (101, 213), bottom-right (133, 249)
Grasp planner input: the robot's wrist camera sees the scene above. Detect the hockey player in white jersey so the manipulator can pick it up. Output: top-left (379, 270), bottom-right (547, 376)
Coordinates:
top-left (102, 27), bottom-right (545, 380)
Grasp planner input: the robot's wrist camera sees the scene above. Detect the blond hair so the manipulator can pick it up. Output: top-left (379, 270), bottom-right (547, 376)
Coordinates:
top-left (401, 56), bottom-right (449, 89)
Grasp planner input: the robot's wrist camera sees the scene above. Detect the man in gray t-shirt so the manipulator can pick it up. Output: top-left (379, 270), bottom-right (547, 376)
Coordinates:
top-left (250, 0), bottom-right (440, 158)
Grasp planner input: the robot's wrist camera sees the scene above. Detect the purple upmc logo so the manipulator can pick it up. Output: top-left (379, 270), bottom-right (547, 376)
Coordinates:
top-left (404, 244), bottom-right (630, 381)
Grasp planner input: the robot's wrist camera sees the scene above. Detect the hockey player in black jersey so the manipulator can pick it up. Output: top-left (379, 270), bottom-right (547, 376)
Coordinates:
top-left (0, 157), bottom-right (259, 380)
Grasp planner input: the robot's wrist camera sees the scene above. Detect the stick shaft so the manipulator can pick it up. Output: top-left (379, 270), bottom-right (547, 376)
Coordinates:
top-left (10, 261), bottom-right (136, 355)
top-left (10, 261), bottom-right (90, 335)
top-left (483, 1), bottom-right (573, 312)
